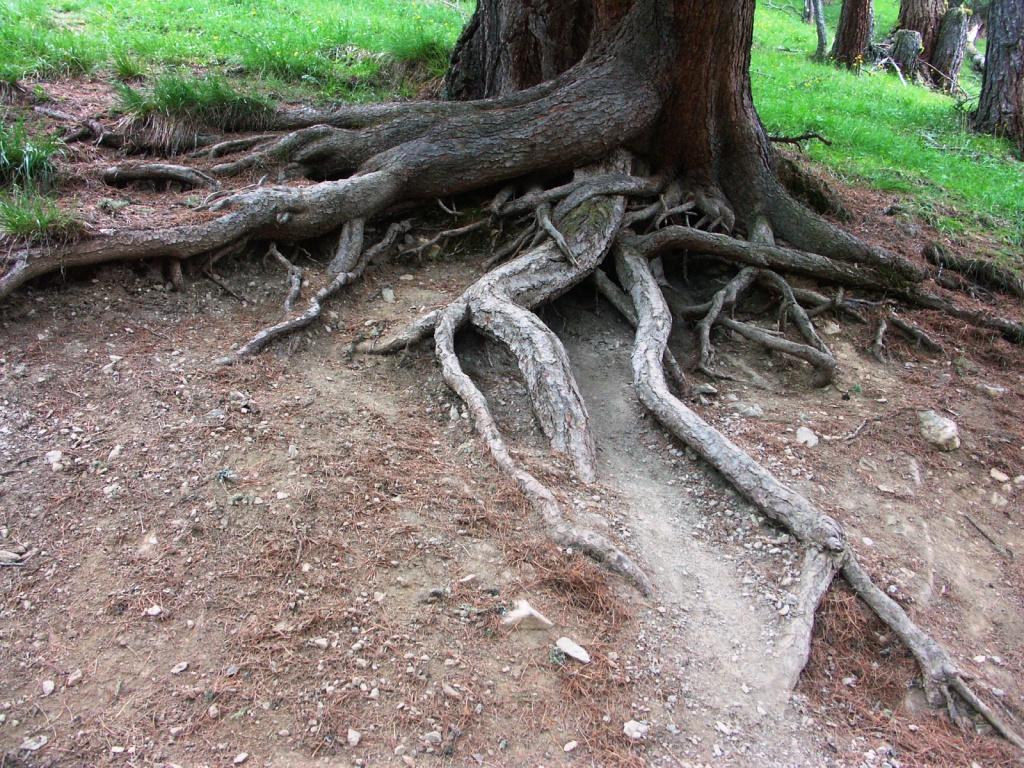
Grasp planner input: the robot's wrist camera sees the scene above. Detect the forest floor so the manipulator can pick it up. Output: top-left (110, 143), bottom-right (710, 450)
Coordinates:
top-left (1, 90), bottom-right (1023, 766)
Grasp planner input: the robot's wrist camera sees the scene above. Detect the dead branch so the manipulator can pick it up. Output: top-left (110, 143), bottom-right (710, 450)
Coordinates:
top-left (103, 163), bottom-right (221, 190)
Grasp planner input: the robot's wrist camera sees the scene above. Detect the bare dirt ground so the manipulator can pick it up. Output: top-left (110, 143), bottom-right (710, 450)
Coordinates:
top-left (2, 77), bottom-right (1024, 768)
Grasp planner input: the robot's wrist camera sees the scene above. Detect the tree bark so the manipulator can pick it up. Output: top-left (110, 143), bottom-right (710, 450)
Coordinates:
top-left (892, 28), bottom-right (925, 81)
top-left (812, 0), bottom-right (831, 60)
top-left (444, 0), bottom-right (596, 100)
top-left (896, 0), bottom-right (947, 66)
top-left (973, 0), bottom-right (1024, 150)
top-left (832, 0), bottom-right (875, 67)
top-left (932, 4), bottom-right (970, 90)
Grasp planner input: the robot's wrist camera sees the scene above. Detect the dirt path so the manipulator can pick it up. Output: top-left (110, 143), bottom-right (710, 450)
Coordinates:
top-left (559, 304), bottom-right (831, 765)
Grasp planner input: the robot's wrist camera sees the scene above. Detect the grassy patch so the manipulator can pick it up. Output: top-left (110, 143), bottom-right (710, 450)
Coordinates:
top-left (0, 189), bottom-right (80, 243)
top-left (2, 0), bottom-right (471, 94)
top-left (0, 119), bottom-right (62, 188)
top-left (753, 0), bottom-right (1023, 251)
top-left (116, 73), bottom-right (274, 130)
top-left (114, 73), bottom-right (275, 151)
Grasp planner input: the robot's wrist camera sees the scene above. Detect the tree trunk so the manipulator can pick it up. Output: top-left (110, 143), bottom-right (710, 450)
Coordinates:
top-left (973, 0), bottom-right (1024, 150)
top-left (812, 0), bottom-right (830, 60)
top-left (832, 0), bottom-right (875, 67)
top-left (896, 0), bottom-right (947, 66)
top-left (444, 0), bottom-right (635, 100)
top-left (932, 4), bottom-right (970, 91)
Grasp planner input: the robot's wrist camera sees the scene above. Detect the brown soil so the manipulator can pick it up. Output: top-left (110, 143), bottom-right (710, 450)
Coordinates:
top-left (2, 78), bottom-right (1023, 768)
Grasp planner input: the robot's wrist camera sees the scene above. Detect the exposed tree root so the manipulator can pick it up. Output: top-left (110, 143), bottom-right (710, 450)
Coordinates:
top-left (103, 163), bottom-right (221, 191)
top-left (616, 244), bottom-right (1024, 748)
top-left (4, 44), bottom-right (1024, 752)
top-left (268, 242), bottom-right (303, 313)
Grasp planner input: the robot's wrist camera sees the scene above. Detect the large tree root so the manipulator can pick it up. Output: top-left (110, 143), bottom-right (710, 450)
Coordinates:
top-left (616, 243), bottom-right (1024, 748)
top-left (5, 43), bottom-right (1024, 752)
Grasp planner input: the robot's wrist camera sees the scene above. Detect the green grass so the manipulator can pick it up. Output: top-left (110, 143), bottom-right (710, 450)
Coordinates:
top-left (0, 188), bottom-right (80, 242)
top-left (116, 73), bottom-right (274, 130)
top-left (1, 0), bottom-right (471, 97)
top-left (0, 119), bottom-right (62, 187)
top-left (753, 0), bottom-right (1023, 252)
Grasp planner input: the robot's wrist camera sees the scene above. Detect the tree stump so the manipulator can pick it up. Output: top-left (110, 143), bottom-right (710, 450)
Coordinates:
top-left (892, 29), bottom-right (924, 82)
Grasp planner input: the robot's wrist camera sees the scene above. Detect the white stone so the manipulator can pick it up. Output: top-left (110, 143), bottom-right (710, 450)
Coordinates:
top-left (917, 410), bottom-right (960, 451)
top-left (502, 599), bottom-right (554, 630)
top-left (67, 669), bottom-right (82, 686)
top-left (347, 729), bottom-right (362, 747)
top-left (41, 680), bottom-right (55, 697)
top-left (171, 662), bottom-right (189, 675)
top-left (20, 735), bottom-right (48, 751)
top-left (623, 720), bottom-right (649, 741)
top-left (563, 740), bottom-right (578, 752)
top-left (556, 636), bottom-right (591, 664)
top-left (233, 753), bottom-right (248, 765)
top-left (795, 427), bottom-right (819, 448)
top-left (382, 287), bottom-right (396, 303)
top-left (990, 468), bottom-right (1010, 483)
top-left (145, 605), bottom-right (163, 617)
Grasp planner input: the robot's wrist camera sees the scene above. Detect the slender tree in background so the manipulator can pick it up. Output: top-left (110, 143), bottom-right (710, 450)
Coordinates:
top-left (811, 0), bottom-right (831, 60)
top-left (973, 0), bottom-right (1024, 149)
top-left (3, 0), bottom-right (1024, 749)
top-left (832, 0), bottom-right (875, 67)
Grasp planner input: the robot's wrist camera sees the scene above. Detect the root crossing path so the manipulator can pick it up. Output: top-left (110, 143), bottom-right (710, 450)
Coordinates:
top-left (559, 304), bottom-right (830, 765)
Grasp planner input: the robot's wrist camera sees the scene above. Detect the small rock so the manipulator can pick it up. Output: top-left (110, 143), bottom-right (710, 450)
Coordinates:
top-left (145, 604), bottom-right (163, 617)
top-left (0, 550), bottom-right (21, 564)
top-left (66, 669), bottom-right (82, 687)
top-left (312, 637), bottom-right (329, 650)
top-left (423, 730), bottom-right (443, 745)
top-left (917, 410), bottom-right (960, 451)
top-left (821, 321), bottom-right (842, 336)
top-left (563, 740), bottom-right (578, 752)
top-left (555, 636), bottom-right (591, 664)
top-left (208, 704), bottom-right (221, 719)
top-left (41, 680), bottom-right (55, 697)
top-left (501, 599), bottom-right (554, 630)
top-left (171, 662), bottom-right (189, 675)
top-left (44, 450), bottom-right (63, 471)
top-left (381, 287), bottom-right (396, 304)
top-left (990, 468), bottom-right (1010, 483)
top-left (623, 720), bottom-right (649, 741)
top-left (399, 274), bottom-right (415, 281)
top-left (732, 403), bottom-right (764, 418)
top-left (977, 383), bottom-right (1007, 398)
top-left (347, 729), bottom-right (362, 747)
top-left (438, 681), bottom-right (459, 699)
top-left (693, 383), bottom-right (718, 396)
top-left (795, 426), bottom-right (819, 448)
top-left (20, 734), bottom-right (48, 752)
top-left (107, 444), bottom-right (123, 462)
top-left (233, 753), bottom-right (248, 765)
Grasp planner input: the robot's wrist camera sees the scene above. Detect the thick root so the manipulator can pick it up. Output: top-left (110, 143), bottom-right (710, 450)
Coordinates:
top-left (435, 301), bottom-right (652, 594)
top-left (618, 244), bottom-right (1024, 744)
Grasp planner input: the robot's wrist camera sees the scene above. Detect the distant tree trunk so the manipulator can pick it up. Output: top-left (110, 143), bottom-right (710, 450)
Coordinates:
top-left (831, 0), bottom-right (875, 66)
top-left (896, 0), bottom-right (947, 64)
top-left (932, 4), bottom-right (970, 90)
top-left (811, 0), bottom-right (830, 60)
top-left (804, 0), bottom-right (814, 22)
top-left (973, 0), bottom-right (1024, 150)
